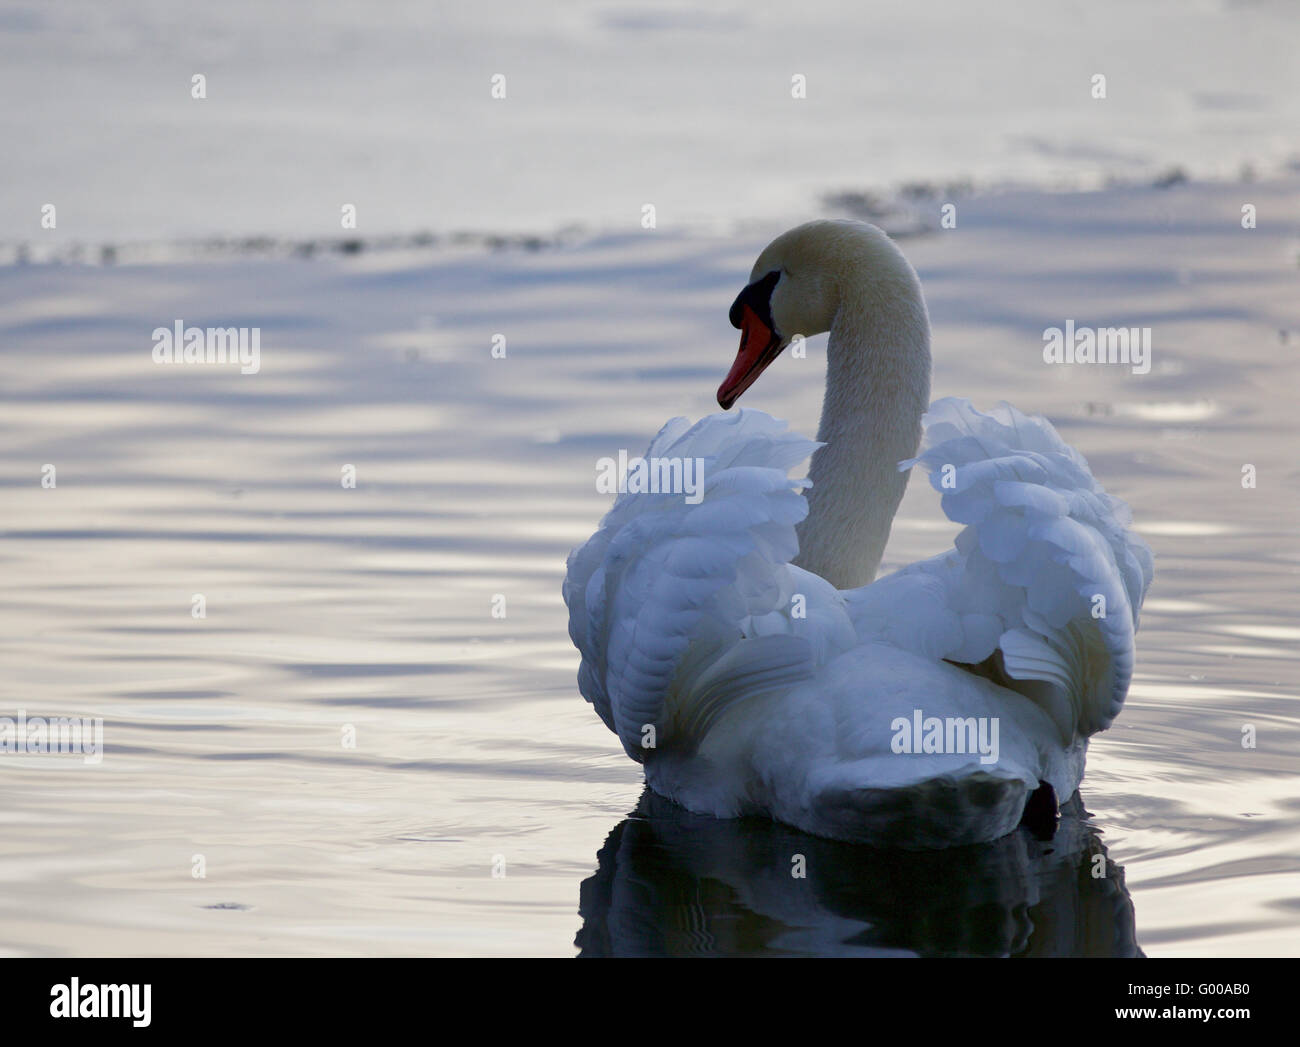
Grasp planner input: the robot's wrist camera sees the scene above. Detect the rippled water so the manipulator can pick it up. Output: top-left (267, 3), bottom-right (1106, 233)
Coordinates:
top-left (2, 179), bottom-right (1298, 956)
top-left (4, 0), bottom-right (1299, 246)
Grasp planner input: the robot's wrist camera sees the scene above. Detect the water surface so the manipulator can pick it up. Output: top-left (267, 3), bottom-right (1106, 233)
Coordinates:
top-left (2, 179), bottom-right (1298, 956)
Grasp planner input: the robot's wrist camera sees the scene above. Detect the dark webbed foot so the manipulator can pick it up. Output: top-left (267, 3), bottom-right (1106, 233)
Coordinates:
top-left (1020, 780), bottom-right (1060, 840)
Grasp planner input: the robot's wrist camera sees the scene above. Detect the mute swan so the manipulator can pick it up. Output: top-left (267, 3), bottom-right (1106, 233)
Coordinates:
top-left (564, 220), bottom-right (1153, 848)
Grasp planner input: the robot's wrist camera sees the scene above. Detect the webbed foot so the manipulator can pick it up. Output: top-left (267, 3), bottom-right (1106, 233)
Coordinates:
top-left (1020, 780), bottom-right (1060, 841)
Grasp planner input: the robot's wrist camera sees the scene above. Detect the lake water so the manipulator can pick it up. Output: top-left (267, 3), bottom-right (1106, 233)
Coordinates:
top-left (2, 176), bottom-right (1297, 956)
top-left (3, 0), bottom-right (1299, 250)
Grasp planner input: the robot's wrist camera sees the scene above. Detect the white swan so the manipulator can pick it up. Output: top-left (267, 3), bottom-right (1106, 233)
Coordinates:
top-left (564, 220), bottom-right (1153, 848)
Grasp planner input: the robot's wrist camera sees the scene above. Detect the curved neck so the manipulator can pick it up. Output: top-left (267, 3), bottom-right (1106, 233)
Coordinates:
top-left (792, 272), bottom-right (931, 590)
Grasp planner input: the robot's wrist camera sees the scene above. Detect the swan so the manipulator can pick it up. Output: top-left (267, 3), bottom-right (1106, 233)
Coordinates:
top-left (564, 220), bottom-right (1153, 848)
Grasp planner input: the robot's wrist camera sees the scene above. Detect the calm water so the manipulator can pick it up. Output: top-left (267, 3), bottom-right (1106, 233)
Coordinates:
top-left (3, 0), bottom-right (1299, 246)
top-left (2, 179), bottom-right (1297, 956)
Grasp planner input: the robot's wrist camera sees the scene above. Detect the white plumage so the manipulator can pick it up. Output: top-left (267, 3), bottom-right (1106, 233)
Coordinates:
top-left (564, 221), bottom-right (1153, 847)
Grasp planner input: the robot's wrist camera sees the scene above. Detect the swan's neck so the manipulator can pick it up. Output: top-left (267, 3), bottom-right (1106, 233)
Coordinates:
top-left (793, 274), bottom-right (931, 590)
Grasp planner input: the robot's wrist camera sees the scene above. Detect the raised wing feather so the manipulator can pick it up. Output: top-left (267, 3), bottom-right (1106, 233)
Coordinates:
top-left (847, 397), bottom-right (1154, 741)
top-left (564, 410), bottom-right (833, 760)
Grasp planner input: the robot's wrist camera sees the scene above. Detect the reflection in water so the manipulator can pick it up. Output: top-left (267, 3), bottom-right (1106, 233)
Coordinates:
top-left (5, 178), bottom-right (1297, 955)
top-left (577, 789), bottom-right (1141, 957)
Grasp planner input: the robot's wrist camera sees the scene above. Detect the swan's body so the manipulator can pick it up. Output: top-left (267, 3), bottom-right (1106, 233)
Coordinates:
top-left (564, 221), bottom-right (1153, 848)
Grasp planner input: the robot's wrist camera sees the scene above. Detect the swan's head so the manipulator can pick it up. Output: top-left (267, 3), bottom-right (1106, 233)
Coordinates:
top-left (718, 219), bottom-right (919, 408)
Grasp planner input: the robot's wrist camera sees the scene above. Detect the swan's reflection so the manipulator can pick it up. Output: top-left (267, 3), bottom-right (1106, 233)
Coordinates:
top-left (577, 789), bottom-right (1141, 957)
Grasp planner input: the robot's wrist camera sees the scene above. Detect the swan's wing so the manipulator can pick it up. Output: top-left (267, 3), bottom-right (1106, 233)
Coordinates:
top-left (564, 410), bottom-right (849, 760)
top-left (846, 397), bottom-right (1154, 742)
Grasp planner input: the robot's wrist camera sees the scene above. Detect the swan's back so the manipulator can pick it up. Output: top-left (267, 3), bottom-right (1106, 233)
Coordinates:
top-left (563, 399), bottom-right (1152, 847)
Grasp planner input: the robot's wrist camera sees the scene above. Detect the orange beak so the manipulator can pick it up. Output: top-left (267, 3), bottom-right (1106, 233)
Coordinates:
top-left (718, 305), bottom-right (782, 409)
